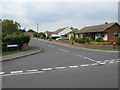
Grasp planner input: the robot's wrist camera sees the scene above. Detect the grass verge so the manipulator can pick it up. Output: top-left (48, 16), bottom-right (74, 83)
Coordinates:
top-left (1, 49), bottom-right (29, 56)
top-left (84, 47), bottom-right (120, 51)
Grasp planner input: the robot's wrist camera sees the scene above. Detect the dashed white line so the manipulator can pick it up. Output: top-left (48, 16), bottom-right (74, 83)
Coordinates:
top-left (0, 72), bottom-right (4, 75)
top-left (42, 68), bottom-right (52, 71)
top-left (10, 71), bottom-right (23, 74)
top-left (91, 63), bottom-right (99, 66)
top-left (26, 69), bottom-right (38, 72)
top-left (80, 64), bottom-right (89, 67)
top-left (69, 65), bottom-right (78, 68)
top-left (55, 67), bottom-right (66, 70)
top-left (76, 54), bottom-right (82, 57)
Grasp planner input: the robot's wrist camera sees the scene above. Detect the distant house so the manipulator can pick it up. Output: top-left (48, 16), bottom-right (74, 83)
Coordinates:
top-left (75, 22), bottom-right (120, 41)
top-left (67, 27), bottom-right (79, 40)
top-left (45, 31), bottom-right (53, 37)
top-left (45, 27), bottom-right (79, 39)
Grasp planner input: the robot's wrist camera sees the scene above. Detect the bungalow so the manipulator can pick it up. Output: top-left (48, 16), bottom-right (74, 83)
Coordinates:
top-left (75, 22), bottom-right (120, 41)
top-left (45, 27), bottom-right (78, 39)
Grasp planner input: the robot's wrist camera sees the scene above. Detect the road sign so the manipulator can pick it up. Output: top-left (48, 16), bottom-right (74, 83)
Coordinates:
top-left (7, 44), bottom-right (18, 47)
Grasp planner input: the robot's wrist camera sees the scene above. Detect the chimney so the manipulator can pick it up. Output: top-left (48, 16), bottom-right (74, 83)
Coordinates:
top-left (105, 22), bottom-right (108, 24)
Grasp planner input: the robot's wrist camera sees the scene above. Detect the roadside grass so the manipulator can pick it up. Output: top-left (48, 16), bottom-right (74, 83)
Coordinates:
top-left (85, 47), bottom-right (120, 51)
top-left (91, 41), bottom-right (111, 45)
top-left (63, 40), bottom-right (70, 41)
top-left (1, 49), bottom-right (29, 56)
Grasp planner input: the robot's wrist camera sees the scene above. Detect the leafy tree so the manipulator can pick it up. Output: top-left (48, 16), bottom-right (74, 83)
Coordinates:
top-left (27, 29), bottom-right (35, 32)
top-left (115, 36), bottom-right (120, 45)
top-left (2, 19), bottom-right (21, 34)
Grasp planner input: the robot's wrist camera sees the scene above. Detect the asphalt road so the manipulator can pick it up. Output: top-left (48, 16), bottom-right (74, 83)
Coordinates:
top-left (2, 39), bottom-right (119, 88)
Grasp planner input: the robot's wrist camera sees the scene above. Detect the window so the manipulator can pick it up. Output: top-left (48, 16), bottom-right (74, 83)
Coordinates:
top-left (76, 34), bottom-right (79, 38)
top-left (114, 33), bottom-right (120, 37)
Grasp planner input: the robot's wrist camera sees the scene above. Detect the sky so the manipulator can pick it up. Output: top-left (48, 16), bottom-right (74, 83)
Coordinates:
top-left (0, 0), bottom-right (119, 32)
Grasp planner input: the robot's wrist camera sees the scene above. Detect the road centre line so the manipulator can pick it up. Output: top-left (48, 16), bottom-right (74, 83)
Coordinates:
top-left (80, 64), bottom-right (90, 67)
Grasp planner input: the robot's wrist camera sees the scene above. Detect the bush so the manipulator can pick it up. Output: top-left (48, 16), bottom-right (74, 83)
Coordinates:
top-left (114, 36), bottom-right (120, 45)
top-left (96, 37), bottom-right (104, 42)
top-left (2, 33), bottom-right (30, 52)
top-left (46, 36), bottom-right (49, 39)
top-left (75, 38), bottom-right (85, 44)
top-left (70, 36), bottom-right (75, 40)
top-left (84, 38), bottom-right (90, 43)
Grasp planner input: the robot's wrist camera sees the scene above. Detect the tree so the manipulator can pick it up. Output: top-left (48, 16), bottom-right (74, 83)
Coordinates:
top-left (2, 19), bottom-right (21, 35)
top-left (27, 29), bottom-right (35, 32)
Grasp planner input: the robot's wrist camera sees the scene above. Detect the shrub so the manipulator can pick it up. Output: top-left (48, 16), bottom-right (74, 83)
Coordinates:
top-left (2, 33), bottom-right (30, 51)
top-left (114, 36), bottom-right (120, 45)
top-left (84, 38), bottom-right (90, 43)
top-left (70, 36), bottom-right (75, 40)
top-left (96, 37), bottom-right (104, 42)
top-left (46, 36), bottom-right (49, 39)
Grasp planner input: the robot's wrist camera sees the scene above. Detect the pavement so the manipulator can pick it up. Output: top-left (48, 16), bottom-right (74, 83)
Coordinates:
top-left (1, 39), bottom-right (119, 88)
top-left (1, 41), bottom-right (42, 62)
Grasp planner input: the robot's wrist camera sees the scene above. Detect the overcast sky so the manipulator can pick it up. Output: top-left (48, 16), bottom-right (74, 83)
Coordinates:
top-left (0, 0), bottom-right (119, 32)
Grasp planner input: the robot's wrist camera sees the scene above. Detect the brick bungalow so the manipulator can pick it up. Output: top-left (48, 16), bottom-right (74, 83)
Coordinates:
top-left (75, 22), bottom-right (120, 41)
top-left (67, 27), bottom-right (79, 40)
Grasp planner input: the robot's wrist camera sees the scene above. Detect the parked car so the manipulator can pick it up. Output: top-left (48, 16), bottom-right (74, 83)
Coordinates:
top-left (56, 37), bottom-right (69, 40)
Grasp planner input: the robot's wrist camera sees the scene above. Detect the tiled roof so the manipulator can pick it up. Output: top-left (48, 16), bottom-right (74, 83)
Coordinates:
top-left (76, 22), bottom-right (118, 33)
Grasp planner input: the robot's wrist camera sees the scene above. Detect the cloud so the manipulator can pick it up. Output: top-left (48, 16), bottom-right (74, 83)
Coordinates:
top-left (1, 1), bottom-right (118, 32)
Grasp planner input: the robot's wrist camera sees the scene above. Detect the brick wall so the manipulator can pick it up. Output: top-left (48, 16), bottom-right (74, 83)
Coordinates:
top-left (50, 39), bottom-right (120, 49)
top-left (105, 24), bottom-right (120, 41)
top-left (22, 43), bottom-right (29, 50)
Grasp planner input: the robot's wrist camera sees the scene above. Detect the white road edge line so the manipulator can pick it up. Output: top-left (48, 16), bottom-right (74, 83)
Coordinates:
top-left (10, 71), bottom-right (23, 74)
top-left (2, 71), bottom-right (44, 77)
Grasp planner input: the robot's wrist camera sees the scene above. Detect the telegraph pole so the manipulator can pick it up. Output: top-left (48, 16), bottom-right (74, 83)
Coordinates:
top-left (37, 23), bottom-right (38, 39)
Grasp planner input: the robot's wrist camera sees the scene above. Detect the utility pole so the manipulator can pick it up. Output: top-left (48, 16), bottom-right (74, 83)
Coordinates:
top-left (37, 23), bottom-right (38, 39)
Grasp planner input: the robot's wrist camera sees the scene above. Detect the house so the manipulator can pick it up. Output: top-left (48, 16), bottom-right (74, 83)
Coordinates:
top-left (44, 31), bottom-right (53, 37)
top-left (75, 22), bottom-right (120, 41)
top-left (67, 27), bottom-right (79, 40)
top-left (45, 27), bottom-right (79, 39)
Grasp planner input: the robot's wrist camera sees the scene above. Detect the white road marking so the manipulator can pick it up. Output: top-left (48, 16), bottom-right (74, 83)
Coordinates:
top-left (69, 65), bottom-right (78, 68)
top-left (104, 60), bottom-right (110, 62)
top-left (99, 62), bottom-right (106, 65)
top-left (26, 69), bottom-right (38, 72)
top-left (0, 72), bottom-right (4, 75)
top-left (80, 64), bottom-right (89, 67)
top-left (42, 68), bottom-right (52, 71)
top-left (55, 67), bottom-right (66, 70)
top-left (109, 61), bottom-right (114, 63)
top-left (10, 71), bottom-right (23, 74)
top-left (117, 59), bottom-right (120, 60)
top-left (3, 71), bottom-right (44, 77)
top-left (96, 61), bottom-right (102, 63)
top-left (76, 54), bottom-right (82, 57)
top-left (58, 48), bottom-right (69, 52)
top-left (91, 63), bottom-right (99, 66)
